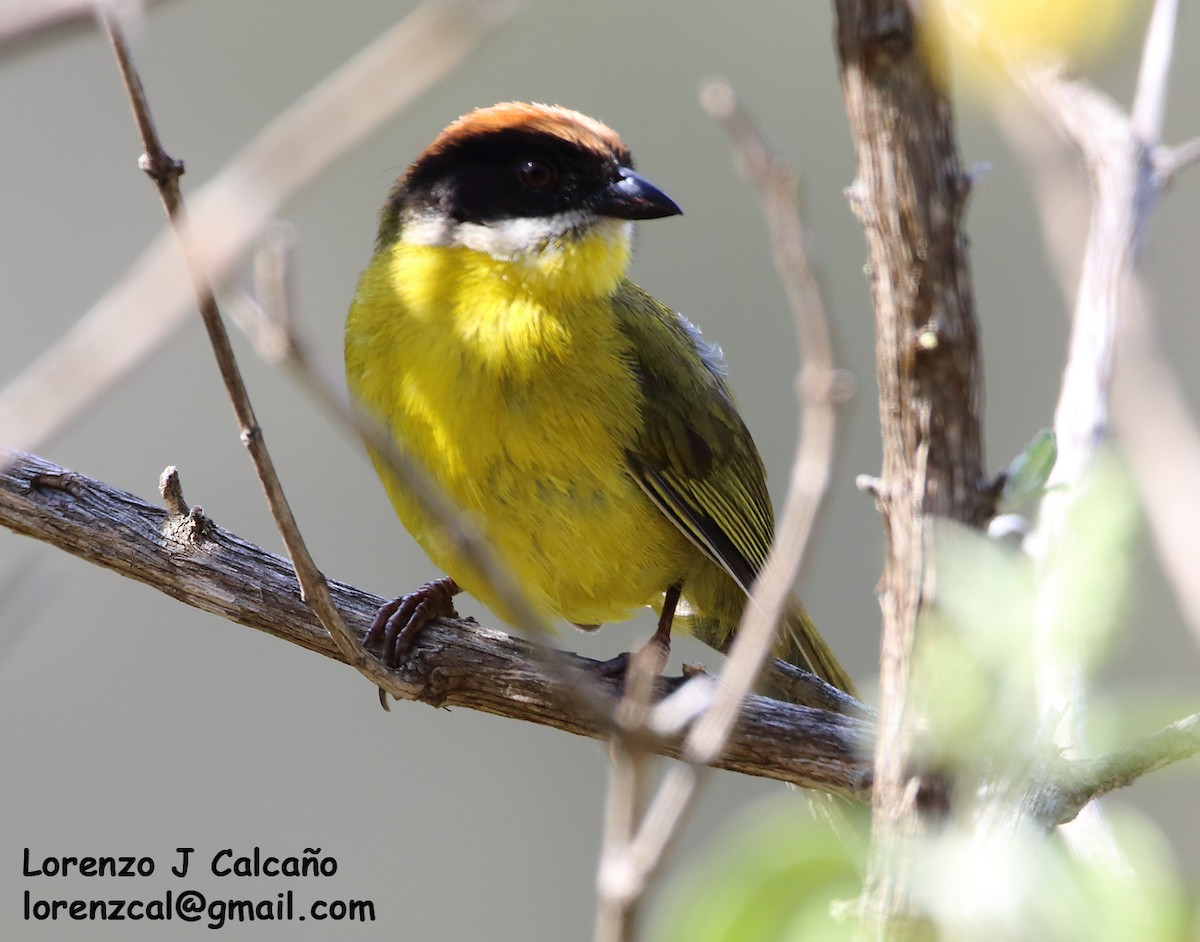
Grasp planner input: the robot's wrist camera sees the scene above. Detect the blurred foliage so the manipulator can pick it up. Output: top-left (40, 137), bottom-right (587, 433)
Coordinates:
top-left (1045, 451), bottom-right (1141, 673)
top-left (914, 808), bottom-right (1194, 941)
top-left (925, 0), bottom-right (1145, 96)
top-left (653, 449), bottom-right (1197, 939)
top-left (937, 0), bottom-right (1140, 58)
top-left (649, 798), bottom-right (866, 942)
top-left (918, 449), bottom-right (1139, 770)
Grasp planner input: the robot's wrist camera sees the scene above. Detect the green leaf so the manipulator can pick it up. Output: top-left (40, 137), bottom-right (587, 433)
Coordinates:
top-left (998, 429), bottom-right (1058, 512)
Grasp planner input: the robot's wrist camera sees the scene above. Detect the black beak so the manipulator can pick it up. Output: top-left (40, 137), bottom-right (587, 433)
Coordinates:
top-left (592, 168), bottom-right (682, 220)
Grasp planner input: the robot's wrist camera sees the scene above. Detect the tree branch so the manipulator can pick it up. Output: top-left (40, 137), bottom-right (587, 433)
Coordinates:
top-left (0, 0), bottom-right (162, 56)
top-left (102, 15), bottom-right (369, 678)
top-left (1046, 712), bottom-right (1200, 829)
top-left (6, 448), bottom-right (1197, 852)
top-left (823, 5), bottom-right (1200, 929)
top-left (832, 1), bottom-right (990, 935)
top-left (592, 85), bottom-right (857, 939)
top-left (0, 447), bottom-right (873, 795)
top-left (1155, 134), bottom-right (1200, 183)
top-left (1001, 0), bottom-right (1198, 865)
top-left (0, 0), bottom-right (514, 453)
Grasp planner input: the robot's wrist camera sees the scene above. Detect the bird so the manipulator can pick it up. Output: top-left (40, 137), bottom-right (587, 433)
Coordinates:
top-left (344, 101), bottom-right (854, 696)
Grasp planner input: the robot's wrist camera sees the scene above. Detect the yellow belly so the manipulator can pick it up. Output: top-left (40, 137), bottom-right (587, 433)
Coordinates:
top-left (345, 240), bottom-right (695, 627)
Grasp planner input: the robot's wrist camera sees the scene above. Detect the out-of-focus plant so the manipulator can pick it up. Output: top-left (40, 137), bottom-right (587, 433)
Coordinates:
top-left (653, 450), bottom-right (1196, 939)
top-left (928, 0), bottom-right (1144, 91)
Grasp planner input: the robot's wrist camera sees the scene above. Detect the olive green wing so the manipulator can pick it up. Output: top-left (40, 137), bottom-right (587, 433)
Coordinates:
top-left (613, 281), bottom-right (775, 593)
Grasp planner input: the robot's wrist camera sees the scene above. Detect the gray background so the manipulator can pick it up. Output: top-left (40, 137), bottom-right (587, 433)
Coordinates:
top-left (2, 2), bottom-right (1198, 939)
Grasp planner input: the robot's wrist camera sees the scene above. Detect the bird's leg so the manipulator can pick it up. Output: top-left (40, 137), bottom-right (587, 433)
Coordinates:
top-left (596, 582), bottom-right (682, 684)
top-left (365, 577), bottom-right (460, 710)
top-left (635, 581), bottom-right (681, 676)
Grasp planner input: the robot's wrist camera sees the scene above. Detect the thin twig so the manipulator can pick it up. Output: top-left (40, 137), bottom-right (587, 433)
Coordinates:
top-left (590, 81), bottom-right (851, 925)
top-left (1005, 0), bottom-right (1189, 866)
top-left (594, 644), bottom-right (661, 942)
top-left (0, 0), bottom-right (515, 453)
top-left (1155, 135), bottom-right (1200, 182)
top-left (1130, 0), bottom-right (1177, 144)
top-left (1049, 712), bottom-right (1200, 827)
top-left (103, 16), bottom-right (368, 673)
top-left (688, 78), bottom-right (847, 764)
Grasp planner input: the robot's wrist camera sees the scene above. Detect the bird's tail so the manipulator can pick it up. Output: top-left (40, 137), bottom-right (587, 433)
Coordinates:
top-left (685, 587), bottom-right (856, 699)
top-left (775, 597), bottom-right (856, 697)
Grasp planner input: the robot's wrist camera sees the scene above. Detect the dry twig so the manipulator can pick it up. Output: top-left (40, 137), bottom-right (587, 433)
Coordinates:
top-left (591, 80), bottom-right (853, 940)
top-left (0, 0), bottom-right (157, 54)
top-left (0, 0), bottom-right (514, 453)
top-left (1002, 0), bottom-right (1197, 862)
top-left (102, 16), bottom-right (369, 677)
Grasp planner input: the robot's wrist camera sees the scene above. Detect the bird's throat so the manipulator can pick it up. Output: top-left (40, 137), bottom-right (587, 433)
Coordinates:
top-left (384, 220), bottom-right (633, 372)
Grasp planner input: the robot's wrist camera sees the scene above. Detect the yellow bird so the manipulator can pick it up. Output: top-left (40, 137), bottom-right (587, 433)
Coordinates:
top-left (345, 102), bottom-right (853, 694)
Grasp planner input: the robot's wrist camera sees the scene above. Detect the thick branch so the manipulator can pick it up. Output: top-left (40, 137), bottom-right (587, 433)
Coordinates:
top-left (0, 448), bottom-right (872, 795)
top-left (5, 449), bottom-right (1194, 827)
top-left (833, 1), bottom-right (989, 935)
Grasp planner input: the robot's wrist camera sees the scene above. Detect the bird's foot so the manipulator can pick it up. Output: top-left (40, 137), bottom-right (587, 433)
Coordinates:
top-left (593, 632), bottom-right (671, 689)
top-left (365, 577), bottom-right (459, 710)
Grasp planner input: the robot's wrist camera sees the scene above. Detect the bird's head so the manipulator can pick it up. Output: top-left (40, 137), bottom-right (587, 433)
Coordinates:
top-left (379, 102), bottom-right (681, 282)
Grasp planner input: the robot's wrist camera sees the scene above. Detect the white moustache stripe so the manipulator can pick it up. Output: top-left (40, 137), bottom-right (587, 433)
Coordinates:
top-left (403, 210), bottom-right (626, 261)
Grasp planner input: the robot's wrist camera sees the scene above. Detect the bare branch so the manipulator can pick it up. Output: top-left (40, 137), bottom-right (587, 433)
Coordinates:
top-left (1015, 77), bottom-right (1140, 866)
top-left (0, 0), bottom-right (158, 55)
top-left (831, 1), bottom-right (990, 933)
top-left (6, 450), bottom-right (1197, 846)
top-left (1155, 135), bottom-right (1200, 183)
top-left (0, 447), bottom-right (873, 795)
top-left (1007, 11), bottom-right (1193, 663)
top-left (1047, 713), bottom-right (1200, 828)
top-left (0, 0), bottom-right (515, 452)
top-left (590, 83), bottom-right (855, 936)
top-left (1130, 0), bottom-right (1178, 144)
top-left (594, 639), bottom-right (662, 942)
top-left (1001, 0), bottom-right (1192, 865)
top-left (102, 16), bottom-right (369, 678)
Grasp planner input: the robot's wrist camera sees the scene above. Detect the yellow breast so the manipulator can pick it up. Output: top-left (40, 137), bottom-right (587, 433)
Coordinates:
top-left (345, 228), bottom-right (693, 626)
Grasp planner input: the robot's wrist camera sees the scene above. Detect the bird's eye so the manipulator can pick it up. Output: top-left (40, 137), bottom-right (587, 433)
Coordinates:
top-left (518, 158), bottom-right (557, 190)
